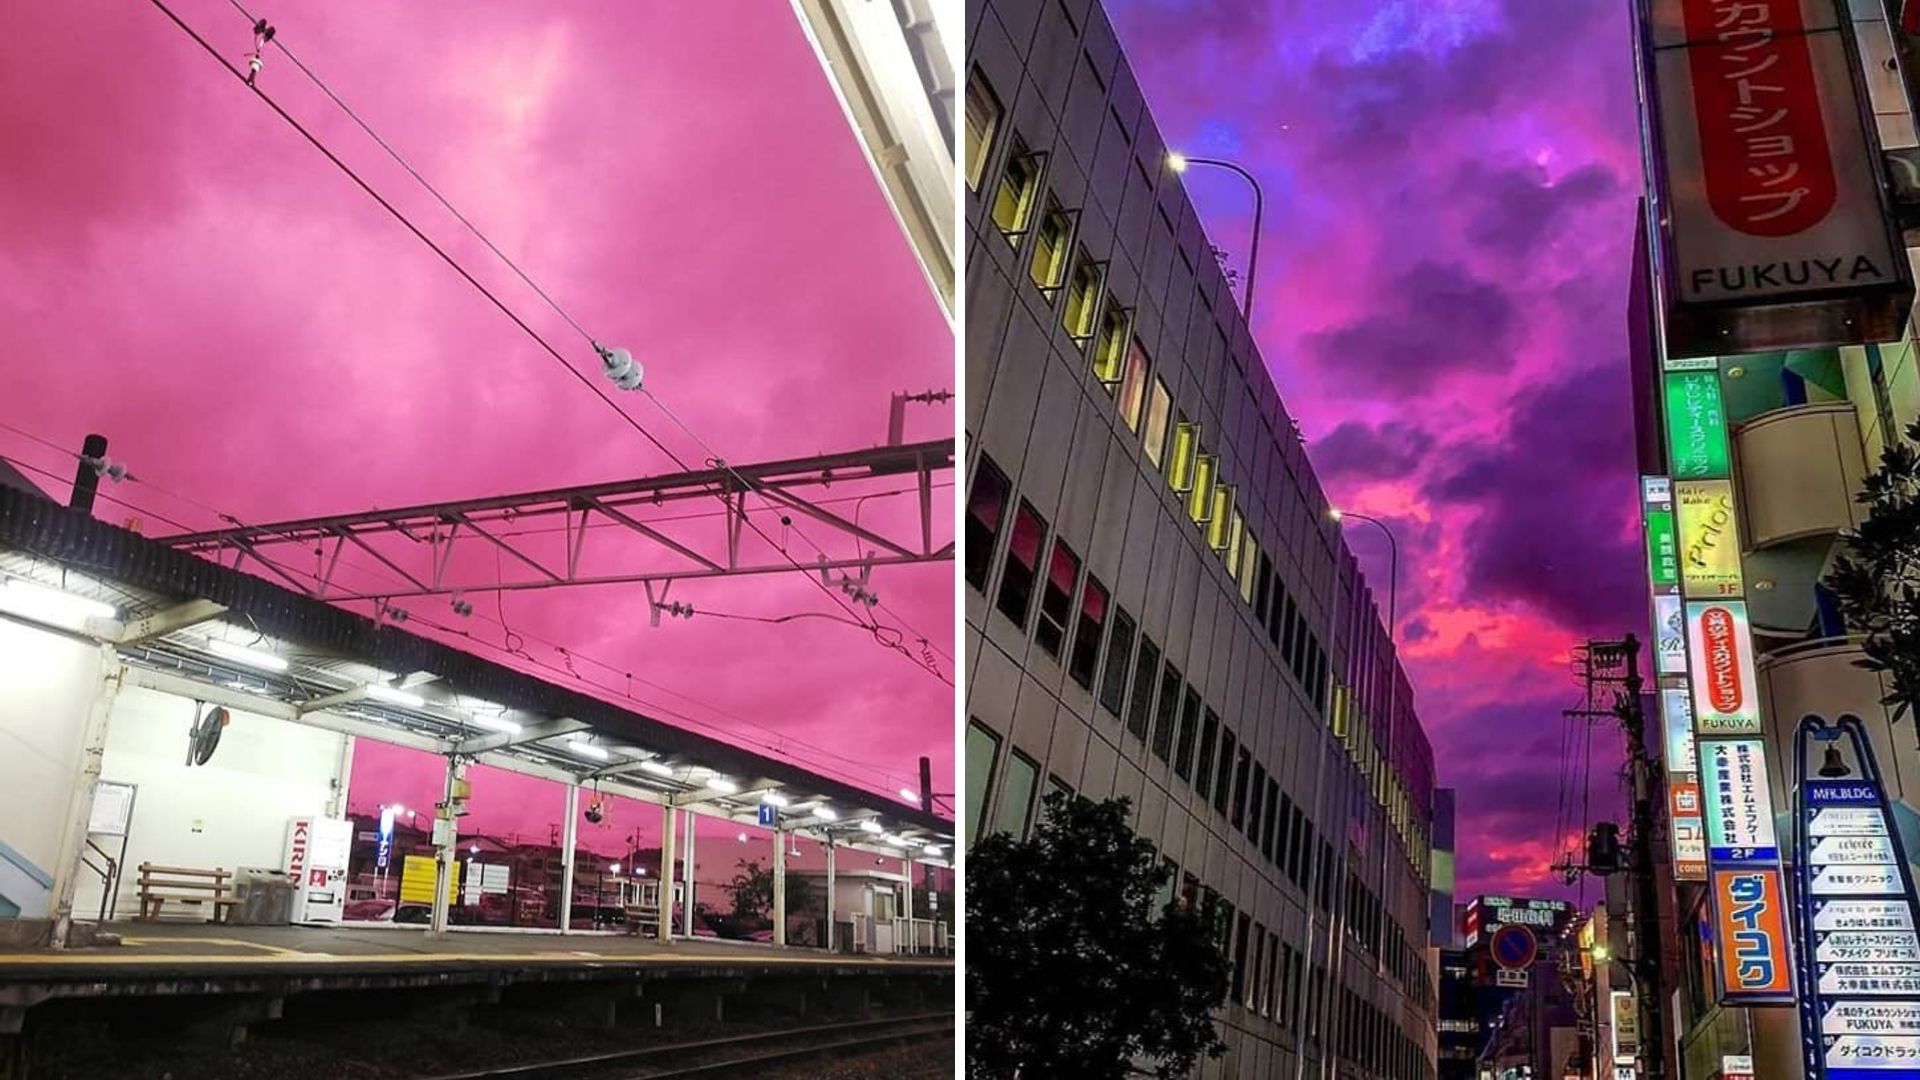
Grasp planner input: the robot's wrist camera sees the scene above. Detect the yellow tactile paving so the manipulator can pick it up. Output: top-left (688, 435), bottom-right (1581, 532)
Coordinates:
top-left (0, 950), bottom-right (939, 967)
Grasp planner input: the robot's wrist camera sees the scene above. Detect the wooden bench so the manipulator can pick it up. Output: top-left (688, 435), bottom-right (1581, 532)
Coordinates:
top-left (136, 863), bottom-right (239, 922)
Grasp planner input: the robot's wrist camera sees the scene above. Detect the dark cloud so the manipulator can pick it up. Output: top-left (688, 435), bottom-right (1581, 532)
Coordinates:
top-left (1310, 419), bottom-right (1435, 483)
top-left (1435, 368), bottom-right (1641, 631)
top-left (1460, 162), bottom-right (1620, 259)
top-left (1302, 261), bottom-right (1518, 395)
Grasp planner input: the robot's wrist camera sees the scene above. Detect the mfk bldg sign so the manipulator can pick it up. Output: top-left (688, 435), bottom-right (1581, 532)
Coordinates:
top-left (1635, 0), bottom-right (1912, 357)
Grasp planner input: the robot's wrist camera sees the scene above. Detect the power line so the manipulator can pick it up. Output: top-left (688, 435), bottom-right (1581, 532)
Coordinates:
top-left (142, 0), bottom-right (949, 685)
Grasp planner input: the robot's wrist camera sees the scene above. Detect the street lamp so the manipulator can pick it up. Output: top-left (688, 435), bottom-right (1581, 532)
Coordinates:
top-left (1166, 151), bottom-right (1265, 320)
top-left (1329, 508), bottom-right (1399, 636)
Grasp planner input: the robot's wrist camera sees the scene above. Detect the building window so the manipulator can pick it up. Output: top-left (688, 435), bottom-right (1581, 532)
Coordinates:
top-left (992, 140), bottom-right (1043, 241)
top-left (1062, 251), bottom-right (1103, 342)
top-left (1250, 923), bottom-right (1267, 1011)
top-left (1028, 197), bottom-right (1072, 296)
top-left (964, 70), bottom-right (1003, 191)
top-left (1035, 537), bottom-right (1081, 659)
top-left (1188, 454), bottom-right (1217, 524)
top-left (1067, 574), bottom-right (1109, 690)
top-left (1247, 763), bottom-right (1267, 846)
top-left (1263, 776), bottom-right (1281, 864)
top-left (1174, 687), bottom-right (1201, 780)
top-left (1208, 485), bottom-right (1234, 551)
top-left (964, 456), bottom-right (1011, 593)
top-left (1169, 419), bottom-right (1198, 492)
top-left (1239, 535), bottom-right (1259, 604)
top-left (1265, 932), bottom-right (1281, 1018)
top-left (1214, 729), bottom-right (1237, 815)
top-left (993, 750), bottom-right (1040, 838)
top-left (1233, 911), bottom-right (1252, 1004)
top-left (1098, 607), bottom-right (1135, 717)
top-left (1118, 339), bottom-right (1150, 432)
top-left (1226, 509), bottom-right (1246, 575)
top-left (995, 500), bottom-right (1046, 629)
top-left (1142, 379), bottom-right (1172, 468)
top-left (1268, 575), bottom-right (1287, 649)
top-left (1091, 302), bottom-right (1129, 386)
top-left (1126, 636), bottom-right (1161, 742)
top-left (1255, 551), bottom-right (1273, 624)
top-left (1231, 747), bottom-right (1252, 828)
top-left (965, 719), bottom-right (1001, 845)
top-left (1195, 708), bottom-right (1220, 800)
top-left (1151, 661), bottom-right (1182, 762)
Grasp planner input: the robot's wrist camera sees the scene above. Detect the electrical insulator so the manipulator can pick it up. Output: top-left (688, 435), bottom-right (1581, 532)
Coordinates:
top-left (597, 344), bottom-right (643, 391)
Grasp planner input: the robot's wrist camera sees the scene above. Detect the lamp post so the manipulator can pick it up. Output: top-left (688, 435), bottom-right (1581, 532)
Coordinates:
top-left (1167, 152), bottom-right (1265, 320)
top-left (1329, 508), bottom-right (1399, 636)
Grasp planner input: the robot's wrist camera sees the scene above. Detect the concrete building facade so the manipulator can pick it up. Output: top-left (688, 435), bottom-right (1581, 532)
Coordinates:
top-left (963, 2), bottom-right (1438, 1077)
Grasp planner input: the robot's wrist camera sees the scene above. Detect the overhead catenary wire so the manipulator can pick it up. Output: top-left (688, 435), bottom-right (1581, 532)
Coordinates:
top-left (0, 426), bottom-right (925, 794)
top-left (141, 0), bottom-right (946, 684)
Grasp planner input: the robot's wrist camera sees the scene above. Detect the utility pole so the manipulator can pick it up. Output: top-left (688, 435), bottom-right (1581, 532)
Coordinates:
top-left (69, 434), bottom-right (107, 515)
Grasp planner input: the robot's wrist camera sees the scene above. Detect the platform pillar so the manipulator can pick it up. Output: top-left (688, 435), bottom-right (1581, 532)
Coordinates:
top-left (773, 825), bottom-right (787, 947)
top-left (681, 808), bottom-right (697, 938)
top-left (658, 803), bottom-right (676, 943)
top-left (903, 853), bottom-right (913, 953)
top-left (825, 838), bottom-right (836, 953)
top-left (560, 782), bottom-right (579, 933)
top-left (429, 756), bottom-right (461, 936)
top-left (51, 646), bottom-right (123, 949)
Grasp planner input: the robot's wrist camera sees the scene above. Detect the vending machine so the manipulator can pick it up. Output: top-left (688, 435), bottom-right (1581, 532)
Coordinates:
top-left (285, 816), bottom-right (353, 925)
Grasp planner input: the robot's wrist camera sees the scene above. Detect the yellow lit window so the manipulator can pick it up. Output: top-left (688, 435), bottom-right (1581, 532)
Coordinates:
top-left (1143, 380), bottom-right (1171, 468)
top-left (1208, 487), bottom-right (1234, 551)
top-left (1169, 420), bottom-right (1197, 492)
top-left (1239, 535), bottom-right (1258, 603)
top-left (1225, 507), bottom-right (1244, 571)
top-left (964, 71), bottom-right (1003, 191)
top-left (992, 142), bottom-right (1042, 240)
top-left (1091, 303), bottom-right (1128, 385)
top-left (1028, 198), bottom-right (1072, 295)
top-left (1118, 340), bottom-right (1150, 432)
top-left (1187, 454), bottom-right (1216, 523)
top-left (1062, 253), bottom-right (1102, 341)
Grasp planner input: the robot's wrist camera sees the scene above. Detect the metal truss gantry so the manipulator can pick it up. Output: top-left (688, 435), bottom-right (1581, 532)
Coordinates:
top-left (160, 440), bottom-right (954, 602)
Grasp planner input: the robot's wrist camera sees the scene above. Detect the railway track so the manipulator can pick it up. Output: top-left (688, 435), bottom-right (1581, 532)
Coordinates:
top-left (415, 1013), bottom-right (952, 1080)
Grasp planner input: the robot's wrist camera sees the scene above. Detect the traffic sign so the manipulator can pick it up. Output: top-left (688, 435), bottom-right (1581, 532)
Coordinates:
top-left (1491, 924), bottom-right (1538, 971)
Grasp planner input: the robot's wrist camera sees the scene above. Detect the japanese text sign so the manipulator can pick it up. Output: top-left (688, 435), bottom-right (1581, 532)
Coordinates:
top-left (1703, 737), bottom-right (1780, 860)
top-left (1713, 866), bottom-right (1796, 1002)
top-left (1666, 372), bottom-right (1732, 479)
top-left (1677, 480), bottom-right (1744, 598)
top-left (1688, 601), bottom-right (1761, 732)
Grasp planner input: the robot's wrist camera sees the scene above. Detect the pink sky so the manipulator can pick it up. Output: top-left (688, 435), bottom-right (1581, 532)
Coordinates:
top-left (0, 1), bottom-right (955, 809)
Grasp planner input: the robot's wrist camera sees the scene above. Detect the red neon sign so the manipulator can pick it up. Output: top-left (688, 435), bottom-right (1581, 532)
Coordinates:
top-left (1698, 606), bottom-right (1745, 713)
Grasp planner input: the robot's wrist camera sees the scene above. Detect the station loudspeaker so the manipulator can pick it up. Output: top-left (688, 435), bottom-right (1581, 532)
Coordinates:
top-left (185, 705), bottom-right (230, 766)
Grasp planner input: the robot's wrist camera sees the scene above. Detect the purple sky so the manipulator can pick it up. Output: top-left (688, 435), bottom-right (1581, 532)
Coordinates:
top-left (1107, 0), bottom-right (1645, 898)
top-left (0, 2), bottom-right (955, 809)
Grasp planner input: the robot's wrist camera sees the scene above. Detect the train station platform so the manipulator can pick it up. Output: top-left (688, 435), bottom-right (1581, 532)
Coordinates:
top-left (0, 922), bottom-right (950, 1011)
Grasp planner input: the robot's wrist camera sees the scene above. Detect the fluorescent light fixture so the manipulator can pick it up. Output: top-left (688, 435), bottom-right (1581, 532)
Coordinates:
top-left (707, 776), bottom-right (740, 794)
top-left (0, 577), bottom-right (116, 623)
top-left (813, 805), bottom-right (838, 821)
top-left (569, 740), bottom-right (610, 761)
top-left (471, 714), bottom-right (522, 735)
top-left (923, 844), bottom-right (943, 856)
top-left (639, 759), bottom-right (676, 778)
top-left (761, 792), bottom-right (790, 808)
top-left (898, 788), bottom-right (919, 803)
top-left (859, 819), bottom-right (884, 835)
top-left (366, 683), bottom-right (424, 708)
top-left (207, 638), bottom-right (289, 672)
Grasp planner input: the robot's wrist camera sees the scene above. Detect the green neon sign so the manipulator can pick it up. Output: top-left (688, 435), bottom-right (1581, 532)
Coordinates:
top-left (1664, 372), bottom-right (1729, 480)
top-left (1646, 509), bottom-right (1678, 588)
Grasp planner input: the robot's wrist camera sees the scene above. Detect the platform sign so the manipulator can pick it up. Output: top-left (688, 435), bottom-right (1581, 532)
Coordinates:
top-left (757, 803), bottom-right (778, 827)
top-left (1796, 755), bottom-right (1920, 1080)
top-left (1703, 739), bottom-right (1779, 862)
top-left (1687, 602), bottom-right (1761, 733)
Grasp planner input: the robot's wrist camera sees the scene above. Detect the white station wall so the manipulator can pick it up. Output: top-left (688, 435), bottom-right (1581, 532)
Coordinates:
top-left (0, 618), bottom-right (103, 917)
top-left (78, 685), bottom-right (348, 920)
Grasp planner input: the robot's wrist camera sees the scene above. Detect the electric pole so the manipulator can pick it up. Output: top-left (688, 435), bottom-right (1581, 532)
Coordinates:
top-left (1593, 635), bottom-right (1667, 1080)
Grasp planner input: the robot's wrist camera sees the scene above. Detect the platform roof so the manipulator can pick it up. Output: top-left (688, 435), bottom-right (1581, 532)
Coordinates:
top-left (0, 486), bottom-right (951, 860)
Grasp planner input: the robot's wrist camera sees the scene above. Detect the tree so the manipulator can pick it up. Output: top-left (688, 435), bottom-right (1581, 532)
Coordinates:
top-left (726, 858), bottom-right (815, 922)
top-left (1825, 417), bottom-right (1920, 726)
top-left (966, 791), bottom-right (1230, 1079)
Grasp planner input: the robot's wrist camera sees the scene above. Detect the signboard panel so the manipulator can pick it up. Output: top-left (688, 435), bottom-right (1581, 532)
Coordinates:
top-left (1638, 0), bottom-right (1913, 356)
top-left (1676, 481), bottom-right (1743, 597)
top-left (1712, 866), bottom-right (1796, 1002)
top-left (1664, 687), bottom-right (1698, 772)
top-left (1797, 765), bottom-right (1920, 1080)
top-left (1612, 990), bottom-right (1641, 1064)
top-left (1703, 738), bottom-right (1779, 861)
top-left (1688, 601), bottom-right (1761, 733)
top-left (399, 854), bottom-right (459, 906)
top-left (1656, 594), bottom-right (1687, 674)
top-left (1666, 371), bottom-right (1731, 479)
top-left (1644, 475), bottom-right (1681, 588)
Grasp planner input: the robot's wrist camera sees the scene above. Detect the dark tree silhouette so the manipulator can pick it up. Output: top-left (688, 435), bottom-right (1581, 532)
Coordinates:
top-left (1827, 418), bottom-right (1920, 727)
top-left (966, 791), bottom-right (1229, 1079)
